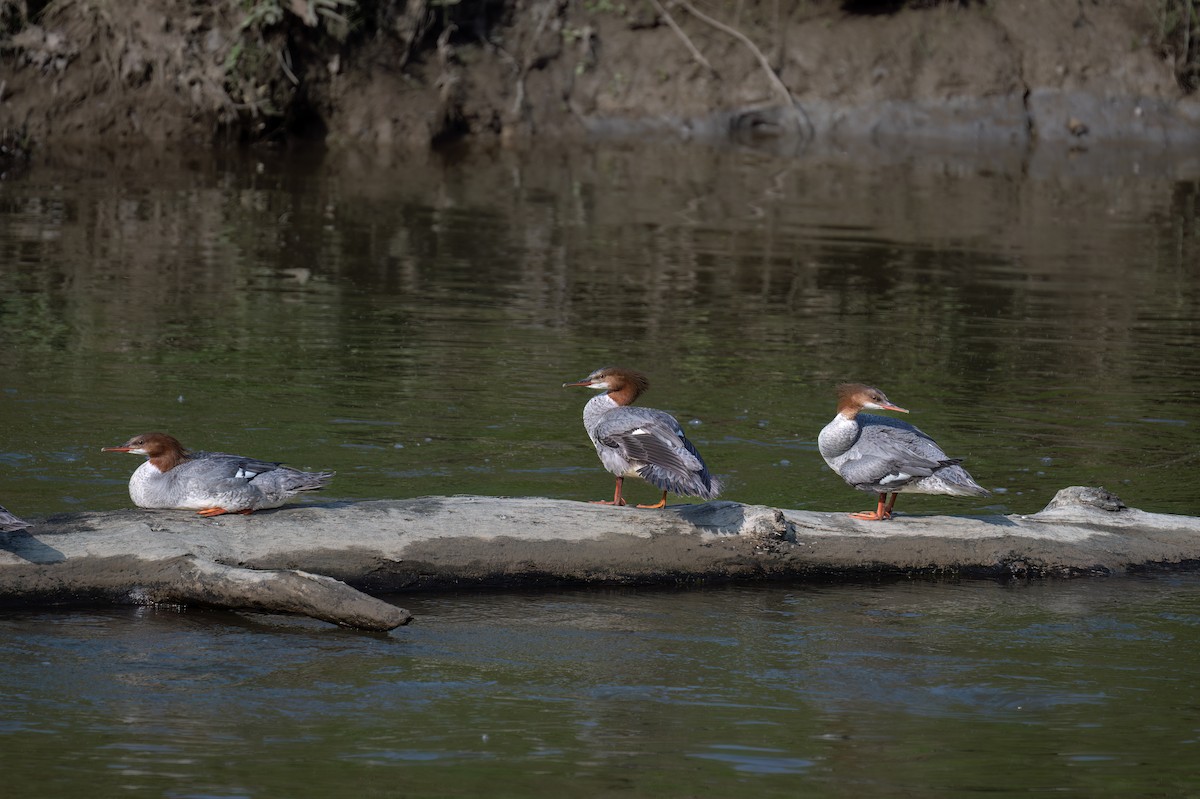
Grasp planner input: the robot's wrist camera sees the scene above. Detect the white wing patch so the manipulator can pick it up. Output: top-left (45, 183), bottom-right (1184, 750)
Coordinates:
top-left (879, 472), bottom-right (913, 485)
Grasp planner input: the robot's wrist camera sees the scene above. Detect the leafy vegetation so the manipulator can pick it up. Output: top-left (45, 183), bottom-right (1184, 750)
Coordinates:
top-left (224, 0), bottom-right (358, 123)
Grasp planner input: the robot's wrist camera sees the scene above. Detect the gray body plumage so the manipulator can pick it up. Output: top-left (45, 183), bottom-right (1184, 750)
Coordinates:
top-left (818, 412), bottom-right (988, 497)
top-left (128, 451), bottom-right (333, 512)
top-left (583, 393), bottom-right (721, 500)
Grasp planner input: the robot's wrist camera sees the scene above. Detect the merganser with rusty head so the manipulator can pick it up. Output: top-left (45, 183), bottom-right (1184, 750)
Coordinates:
top-left (818, 383), bottom-right (989, 521)
top-left (0, 504), bottom-right (31, 532)
top-left (102, 432), bottom-right (334, 516)
top-left (563, 366), bottom-right (722, 508)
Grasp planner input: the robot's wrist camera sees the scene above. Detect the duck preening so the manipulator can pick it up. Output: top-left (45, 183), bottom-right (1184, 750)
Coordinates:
top-left (564, 366), bottom-right (721, 509)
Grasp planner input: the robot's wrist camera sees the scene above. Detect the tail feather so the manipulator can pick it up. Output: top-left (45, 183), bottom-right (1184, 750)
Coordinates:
top-left (936, 464), bottom-right (989, 497)
top-left (0, 504), bottom-right (30, 532)
top-left (637, 464), bottom-right (722, 500)
top-left (279, 470), bottom-right (335, 493)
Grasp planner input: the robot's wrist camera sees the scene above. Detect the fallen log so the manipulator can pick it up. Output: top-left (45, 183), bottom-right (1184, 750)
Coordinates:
top-left (1, 487), bottom-right (1196, 628)
top-left (0, 544), bottom-right (412, 631)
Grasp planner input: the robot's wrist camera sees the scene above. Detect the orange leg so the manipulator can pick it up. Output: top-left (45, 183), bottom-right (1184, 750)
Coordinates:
top-left (849, 493), bottom-right (896, 521)
top-left (591, 477), bottom-right (628, 507)
top-left (636, 490), bottom-right (668, 510)
top-left (198, 507), bottom-right (255, 517)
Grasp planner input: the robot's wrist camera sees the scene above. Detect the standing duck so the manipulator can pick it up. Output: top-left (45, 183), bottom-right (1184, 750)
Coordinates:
top-left (0, 504), bottom-right (30, 532)
top-left (564, 366), bottom-right (721, 508)
top-left (102, 432), bottom-right (334, 516)
top-left (818, 383), bottom-right (989, 521)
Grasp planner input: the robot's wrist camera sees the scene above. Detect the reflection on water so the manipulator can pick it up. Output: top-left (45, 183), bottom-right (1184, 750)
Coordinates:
top-left (2, 577), bottom-right (1200, 796)
top-left (1, 141), bottom-right (1200, 795)
top-left (0, 142), bottom-right (1197, 517)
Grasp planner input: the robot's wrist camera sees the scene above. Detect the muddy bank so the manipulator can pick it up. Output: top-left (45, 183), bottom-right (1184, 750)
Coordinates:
top-left (2, 487), bottom-right (1198, 629)
top-left (1, 0), bottom-right (1197, 150)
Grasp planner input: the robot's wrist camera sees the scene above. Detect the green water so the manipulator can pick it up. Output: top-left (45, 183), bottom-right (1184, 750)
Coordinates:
top-left (3, 579), bottom-right (1200, 797)
top-left (1, 141), bottom-right (1199, 796)
top-left (2, 143), bottom-right (1198, 516)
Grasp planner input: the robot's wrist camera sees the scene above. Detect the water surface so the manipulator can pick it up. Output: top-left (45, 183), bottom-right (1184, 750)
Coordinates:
top-left (1, 142), bottom-right (1198, 515)
top-left (1, 140), bottom-right (1199, 796)
top-left (3, 577), bottom-right (1200, 797)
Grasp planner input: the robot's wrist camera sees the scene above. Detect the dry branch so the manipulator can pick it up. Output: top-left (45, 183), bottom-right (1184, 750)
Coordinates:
top-left (671, 0), bottom-right (812, 137)
top-left (649, 0), bottom-right (717, 76)
top-left (0, 544), bottom-right (412, 631)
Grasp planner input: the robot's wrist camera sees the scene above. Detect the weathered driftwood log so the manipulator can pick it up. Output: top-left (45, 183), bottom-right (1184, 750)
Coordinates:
top-left (0, 539), bottom-right (412, 631)
top-left (159, 557), bottom-right (413, 631)
top-left (1, 487), bottom-right (1197, 629)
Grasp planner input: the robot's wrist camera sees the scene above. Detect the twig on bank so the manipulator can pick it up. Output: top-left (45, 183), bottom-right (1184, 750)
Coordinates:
top-left (648, 0), bottom-right (717, 77)
top-left (511, 0), bottom-right (559, 121)
top-left (276, 46), bottom-right (299, 86)
top-left (671, 0), bottom-right (812, 138)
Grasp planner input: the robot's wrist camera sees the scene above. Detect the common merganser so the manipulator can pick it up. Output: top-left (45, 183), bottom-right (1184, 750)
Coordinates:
top-left (563, 366), bottom-right (721, 508)
top-left (0, 504), bottom-right (30, 532)
top-left (102, 432), bottom-right (334, 516)
top-left (818, 383), bottom-right (989, 521)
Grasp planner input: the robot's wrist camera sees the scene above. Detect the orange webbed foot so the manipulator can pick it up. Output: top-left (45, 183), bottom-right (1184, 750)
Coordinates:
top-left (636, 490), bottom-right (668, 510)
top-left (590, 499), bottom-right (627, 507)
top-left (197, 507), bottom-right (229, 517)
top-left (848, 510), bottom-right (890, 521)
top-left (849, 495), bottom-right (893, 521)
